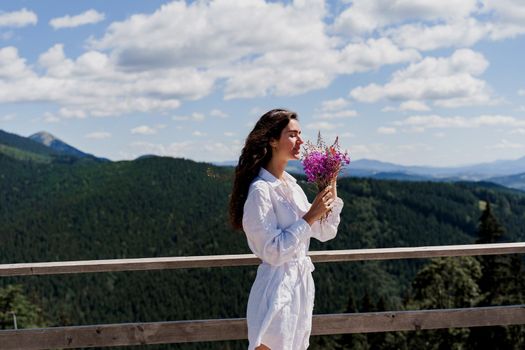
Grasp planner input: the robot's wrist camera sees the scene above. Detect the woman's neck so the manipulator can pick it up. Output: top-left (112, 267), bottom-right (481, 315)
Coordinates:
top-left (265, 157), bottom-right (287, 180)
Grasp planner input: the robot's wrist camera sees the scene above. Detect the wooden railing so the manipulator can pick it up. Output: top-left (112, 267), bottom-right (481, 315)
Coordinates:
top-left (1, 242), bottom-right (525, 349)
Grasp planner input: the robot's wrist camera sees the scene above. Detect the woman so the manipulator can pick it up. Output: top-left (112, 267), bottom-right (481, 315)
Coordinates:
top-left (229, 109), bottom-right (344, 350)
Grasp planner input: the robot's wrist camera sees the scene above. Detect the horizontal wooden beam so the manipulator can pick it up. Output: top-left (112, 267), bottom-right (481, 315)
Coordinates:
top-left (1, 318), bottom-right (247, 349)
top-left (308, 242), bottom-right (525, 263)
top-left (1, 242), bottom-right (525, 277)
top-left (1, 305), bottom-right (524, 349)
top-left (311, 304), bottom-right (525, 335)
top-left (0, 254), bottom-right (260, 277)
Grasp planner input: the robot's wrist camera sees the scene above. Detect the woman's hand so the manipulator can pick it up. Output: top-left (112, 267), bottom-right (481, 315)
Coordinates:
top-left (302, 185), bottom-right (335, 226)
top-left (330, 177), bottom-right (338, 199)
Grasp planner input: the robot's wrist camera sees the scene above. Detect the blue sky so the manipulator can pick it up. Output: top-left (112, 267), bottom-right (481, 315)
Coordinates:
top-left (1, 0), bottom-right (525, 166)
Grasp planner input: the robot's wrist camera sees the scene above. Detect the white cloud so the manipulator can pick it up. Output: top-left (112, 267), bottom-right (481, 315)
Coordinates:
top-left (87, 1), bottom-right (418, 100)
top-left (518, 89), bottom-right (525, 96)
top-left (0, 8), bottom-right (37, 28)
top-left (91, 1), bottom-right (329, 69)
top-left (477, 1), bottom-right (525, 40)
top-left (387, 18), bottom-right (489, 51)
top-left (317, 109), bottom-right (357, 119)
top-left (3, 0), bottom-right (524, 121)
top-left (333, 0), bottom-right (478, 35)
top-left (210, 109), bottom-right (228, 118)
top-left (1, 31), bottom-right (14, 40)
top-left (338, 38), bottom-right (421, 75)
top-left (306, 121), bottom-right (338, 130)
top-left (0, 1), bottom-right (418, 118)
top-left (203, 142), bottom-right (239, 159)
top-left (50, 9), bottom-right (105, 29)
top-left (0, 114), bottom-right (15, 122)
top-left (377, 127), bottom-right (397, 134)
top-left (347, 143), bottom-right (389, 160)
top-left (381, 106), bottom-right (397, 112)
top-left (85, 131), bottom-right (111, 139)
top-left (250, 107), bottom-right (264, 115)
top-left (398, 143), bottom-right (434, 152)
top-left (172, 112), bottom-right (205, 121)
top-left (340, 131), bottom-right (355, 138)
top-left (128, 140), bottom-right (239, 161)
top-left (224, 131), bottom-right (236, 137)
top-left (88, 0), bottom-right (337, 99)
top-left (489, 22), bottom-right (525, 40)
top-left (394, 114), bottom-right (525, 131)
top-left (399, 100), bottom-right (430, 111)
top-left (42, 112), bottom-right (60, 123)
top-left (192, 130), bottom-right (207, 137)
top-left (321, 98), bottom-right (349, 111)
top-left (0, 46), bottom-right (34, 79)
top-left (131, 125), bottom-right (157, 135)
top-left (483, 0), bottom-right (525, 26)
top-left (393, 48), bottom-right (488, 81)
top-left (510, 128), bottom-right (525, 135)
top-left (59, 107), bottom-right (86, 119)
top-left (223, 64), bottom-right (334, 99)
top-left (192, 113), bottom-right (205, 121)
top-left (350, 49), bottom-right (495, 108)
top-left (0, 44), bottom-right (208, 117)
top-left (129, 141), bottom-right (193, 158)
top-left (37, 44), bottom-right (74, 77)
top-left (486, 139), bottom-right (525, 149)
top-left (332, 0), bottom-right (525, 51)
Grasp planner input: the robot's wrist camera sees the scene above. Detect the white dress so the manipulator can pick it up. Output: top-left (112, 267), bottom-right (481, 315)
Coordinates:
top-left (242, 167), bottom-right (344, 350)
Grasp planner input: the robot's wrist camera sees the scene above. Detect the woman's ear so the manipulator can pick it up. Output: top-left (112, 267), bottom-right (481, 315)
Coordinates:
top-left (269, 138), bottom-right (278, 149)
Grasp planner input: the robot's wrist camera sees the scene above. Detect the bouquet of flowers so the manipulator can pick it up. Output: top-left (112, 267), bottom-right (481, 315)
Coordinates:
top-left (302, 132), bottom-right (350, 192)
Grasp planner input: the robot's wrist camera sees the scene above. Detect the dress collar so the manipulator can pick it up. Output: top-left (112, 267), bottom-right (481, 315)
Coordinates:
top-left (258, 167), bottom-right (297, 188)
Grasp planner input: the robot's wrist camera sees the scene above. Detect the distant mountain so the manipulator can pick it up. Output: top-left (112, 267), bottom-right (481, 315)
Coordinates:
top-left (449, 156), bottom-right (525, 178)
top-left (0, 129), bottom-right (59, 163)
top-left (1, 129), bottom-right (59, 156)
top-left (348, 157), bottom-right (525, 180)
top-left (29, 131), bottom-right (109, 162)
top-left (347, 158), bottom-right (525, 191)
top-left (0, 129), bottom-right (109, 164)
top-left (488, 173), bottom-right (525, 191)
top-left (213, 156), bottom-right (525, 191)
top-left (368, 172), bottom-right (432, 182)
top-left (212, 160), bottom-right (237, 167)
top-left (347, 159), bottom-right (408, 174)
top-left (135, 154), bottom-right (162, 160)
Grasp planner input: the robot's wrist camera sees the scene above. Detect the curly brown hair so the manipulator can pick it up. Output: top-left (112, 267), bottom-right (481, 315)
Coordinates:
top-left (229, 109), bottom-right (298, 230)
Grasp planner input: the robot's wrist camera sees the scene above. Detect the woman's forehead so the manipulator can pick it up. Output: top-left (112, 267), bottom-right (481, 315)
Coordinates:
top-left (284, 119), bottom-right (301, 132)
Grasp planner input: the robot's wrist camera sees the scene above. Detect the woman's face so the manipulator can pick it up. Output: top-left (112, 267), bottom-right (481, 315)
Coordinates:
top-left (270, 119), bottom-right (303, 162)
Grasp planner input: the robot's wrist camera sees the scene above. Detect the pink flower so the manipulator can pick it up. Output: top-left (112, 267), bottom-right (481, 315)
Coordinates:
top-left (301, 132), bottom-right (350, 191)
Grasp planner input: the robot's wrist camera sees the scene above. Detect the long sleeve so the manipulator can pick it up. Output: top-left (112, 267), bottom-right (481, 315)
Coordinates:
top-left (242, 184), bottom-right (312, 266)
top-left (297, 186), bottom-right (343, 242)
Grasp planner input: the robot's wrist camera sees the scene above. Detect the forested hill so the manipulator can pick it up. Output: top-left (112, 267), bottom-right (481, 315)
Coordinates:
top-left (1, 153), bottom-right (525, 349)
top-left (0, 129), bottom-right (104, 164)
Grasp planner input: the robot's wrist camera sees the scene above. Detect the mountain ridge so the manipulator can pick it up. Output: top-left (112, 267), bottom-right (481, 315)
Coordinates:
top-left (213, 158), bottom-right (525, 191)
top-left (29, 131), bottom-right (109, 162)
top-left (0, 129), bottom-right (108, 163)
top-left (2, 128), bottom-right (524, 191)
top-left (0, 129), bottom-right (60, 159)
